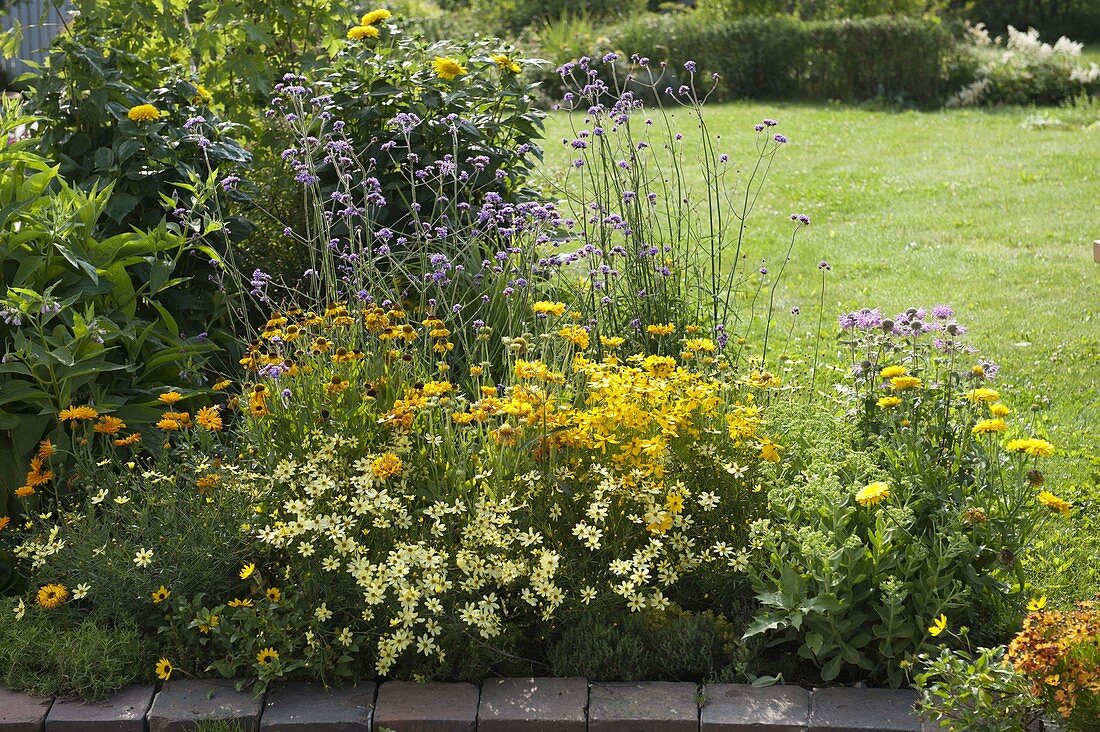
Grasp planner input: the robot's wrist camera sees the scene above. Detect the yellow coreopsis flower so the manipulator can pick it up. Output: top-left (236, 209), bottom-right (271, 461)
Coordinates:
top-left (433, 56), bottom-right (467, 81)
top-left (239, 563), bottom-right (256, 580)
top-left (928, 614), bottom-right (948, 637)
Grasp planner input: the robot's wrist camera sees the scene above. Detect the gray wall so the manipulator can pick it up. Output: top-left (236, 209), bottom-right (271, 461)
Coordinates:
top-left (1, 0), bottom-right (72, 80)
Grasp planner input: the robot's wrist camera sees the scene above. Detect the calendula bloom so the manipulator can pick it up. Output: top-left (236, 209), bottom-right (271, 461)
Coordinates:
top-left (151, 585), bottom-right (171, 604)
top-left (1037, 490), bottom-right (1070, 517)
top-left (60, 405), bottom-right (99, 422)
top-left (127, 104), bottom-right (161, 122)
top-left (113, 432), bottom-right (142, 447)
top-left (266, 587), bottom-right (282, 603)
top-left (433, 56), bottom-right (467, 80)
top-left (646, 323), bottom-right (676, 336)
top-left (491, 53), bottom-right (521, 73)
top-left (0, 516), bottom-right (9, 531)
top-left (361, 8), bottom-right (391, 24)
top-left (155, 658), bottom-right (173, 681)
top-left (196, 474), bottom-right (219, 490)
top-left (889, 376), bottom-right (922, 390)
top-left (928, 614), bottom-right (948, 637)
top-left (876, 396), bottom-right (902, 408)
top-left (228, 598), bottom-right (254, 608)
top-left (239, 562), bottom-right (256, 580)
top-left (15, 486), bottom-right (35, 498)
top-left (36, 439), bottom-right (54, 458)
top-left (371, 452), bottom-right (403, 480)
top-left (1027, 596), bottom-right (1047, 612)
top-left (256, 647), bottom-right (279, 665)
top-left (532, 300), bottom-right (566, 317)
top-left (158, 391), bottom-right (184, 405)
top-left (195, 406), bottom-right (222, 431)
top-left (347, 25), bottom-right (380, 40)
top-left (965, 387), bottom-right (1000, 403)
top-left (1007, 438), bottom-right (1055, 458)
top-left (972, 418), bottom-right (1007, 435)
top-left (36, 583), bottom-right (69, 610)
top-left (93, 415), bottom-right (126, 435)
top-left (880, 365), bottom-right (909, 378)
top-left (856, 481), bottom-right (890, 507)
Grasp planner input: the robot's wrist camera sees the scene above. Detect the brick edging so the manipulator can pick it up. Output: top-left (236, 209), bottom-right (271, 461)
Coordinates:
top-left (1, 679), bottom-right (938, 731)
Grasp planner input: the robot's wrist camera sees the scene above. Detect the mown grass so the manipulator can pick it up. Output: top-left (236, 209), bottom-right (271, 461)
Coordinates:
top-left (540, 102), bottom-right (1100, 604)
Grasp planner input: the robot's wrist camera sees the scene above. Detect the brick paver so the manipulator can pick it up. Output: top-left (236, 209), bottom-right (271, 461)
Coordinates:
top-left (260, 682), bottom-right (375, 731)
top-left (0, 686), bottom-right (53, 732)
top-left (146, 679), bottom-right (263, 732)
top-left (702, 683), bottom-right (810, 731)
top-left (589, 681), bottom-right (700, 732)
top-left (478, 677), bottom-right (588, 732)
top-left (809, 687), bottom-right (922, 732)
top-left (45, 685), bottom-right (155, 732)
top-left (373, 681), bottom-right (479, 732)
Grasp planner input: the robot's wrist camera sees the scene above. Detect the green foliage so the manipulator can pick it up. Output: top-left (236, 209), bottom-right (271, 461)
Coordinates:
top-left (548, 608), bottom-right (740, 681)
top-left (959, 0), bottom-right (1100, 44)
top-left (43, 0), bottom-right (348, 122)
top-left (696, 0), bottom-right (943, 20)
top-left (915, 645), bottom-right (1041, 731)
top-left (596, 14), bottom-right (962, 105)
top-left (469, 0), bottom-right (646, 33)
top-left (0, 105), bottom-right (221, 517)
top-left (0, 609), bottom-right (147, 700)
top-left (25, 35), bottom-right (252, 235)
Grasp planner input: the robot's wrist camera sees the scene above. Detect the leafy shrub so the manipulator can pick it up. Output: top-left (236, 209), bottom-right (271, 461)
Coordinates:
top-left (0, 609), bottom-right (148, 700)
top-left (467, 0), bottom-right (646, 33)
top-left (696, 0), bottom-right (940, 20)
top-left (0, 104), bottom-right (221, 522)
top-left (960, 0), bottom-right (1100, 45)
top-left (915, 643), bottom-right (1043, 732)
top-left (576, 14), bottom-right (962, 105)
top-left (25, 34), bottom-right (252, 236)
top-left (745, 307), bottom-right (1068, 686)
top-left (949, 24), bottom-right (1100, 106)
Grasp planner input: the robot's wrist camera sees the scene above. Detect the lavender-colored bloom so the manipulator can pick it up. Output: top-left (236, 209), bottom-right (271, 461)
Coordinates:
top-left (774, 134), bottom-right (788, 144)
top-left (684, 60), bottom-right (697, 73)
top-left (791, 306), bottom-right (800, 315)
top-left (183, 115), bottom-right (206, 130)
top-left (763, 118), bottom-right (778, 127)
top-left (932, 305), bottom-right (954, 319)
top-left (818, 261), bottom-right (831, 270)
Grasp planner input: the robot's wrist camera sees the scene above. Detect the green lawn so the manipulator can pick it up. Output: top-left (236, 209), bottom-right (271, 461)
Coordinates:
top-left (540, 102), bottom-right (1100, 602)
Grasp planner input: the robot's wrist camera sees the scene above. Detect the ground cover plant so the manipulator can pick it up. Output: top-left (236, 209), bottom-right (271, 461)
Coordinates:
top-left (0, 4), bottom-right (1098, 730)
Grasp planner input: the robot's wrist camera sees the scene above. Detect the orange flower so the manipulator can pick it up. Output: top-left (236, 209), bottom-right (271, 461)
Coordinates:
top-left (15, 486), bottom-right (35, 498)
top-left (113, 432), bottom-right (142, 447)
top-left (195, 406), bottom-right (223, 431)
top-left (36, 439), bottom-right (55, 459)
top-left (93, 415), bottom-right (127, 435)
top-left (59, 405), bottom-right (99, 422)
top-left (0, 516), bottom-right (10, 531)
top-left (158, 391), bottom-right (184, 405)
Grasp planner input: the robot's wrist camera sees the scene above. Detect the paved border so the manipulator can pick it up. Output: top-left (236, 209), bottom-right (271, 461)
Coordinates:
top-left (0, 680), bottom-right (940, 731)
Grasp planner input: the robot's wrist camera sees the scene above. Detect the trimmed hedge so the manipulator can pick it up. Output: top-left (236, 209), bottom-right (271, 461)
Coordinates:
top-left (545, 15), bottom-right (967, 106)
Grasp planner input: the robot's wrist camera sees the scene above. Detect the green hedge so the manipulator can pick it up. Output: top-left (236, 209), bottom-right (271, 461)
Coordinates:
top-left (568, 15), bottom-right (965, 106)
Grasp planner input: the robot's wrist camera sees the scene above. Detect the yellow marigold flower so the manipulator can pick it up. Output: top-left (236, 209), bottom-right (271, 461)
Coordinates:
top-left (989, 403), bottom-right (1011, 417)
top-left (155, 658), bottom-right (174, 680)
top-left (228, 598), bottom-right (254, 608)
top-left (965, 388), bottom-right (1000, 403)
top-left (1037, 490), bottom-right (1070, 517)
top-left (360, 8), bottom-right (391, 25)
top-left (972, 418), bottom-right (1007, 435)
top-left (1027, 596), bottom-right (1047, 612)
top-left (856, 481), bottom-right (890, 507)
top-left (646, 323), bottom-right (676, 336)
top-left (60, 405), bottom-right (99, 422)
top-left (158, 391), bottom-right (184, 405)
top-left (193, 84), bottom-right (213, 104)
top-left (433, 56), bottom-right (467, 81)
top-left (880, 365), bottom-right (909, 378)
top-left (128, 104), bottom-right (161, 122)
top-left (93, 415), bottom-right (126, 435)
top-left (347, 24), bottom-right (380, 40)
top-left (195, 406), bottom-right (223, 431)
top-left (889, 376), bottom-right (922, 390)
top-left (240, 562), bottom-right (256, 580)
top-left (37, 439), bottom-right (55, 459)
top-left (36, 583), bottom-right (69, 610)
top-left (256, 647), bottom-right (279, 665)
top-left (877, 396), bottom-right (902, 408)
top-left (532, 300), bottom-right (566, 317)
top-left (1007, 438), bottom-right (1055, 458)
top-left (928, 614), bottom-right (948, 637)
top-left (371, 452), bottom-right (403, 480)
top-left (266, 587), bottom-right (282, 603)
top-left (558, 325), bottom-right (590, 350)
top-left (151, 585), bottom-right (171, 604)
top-left (491, 53), bottom-right (521, 73)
